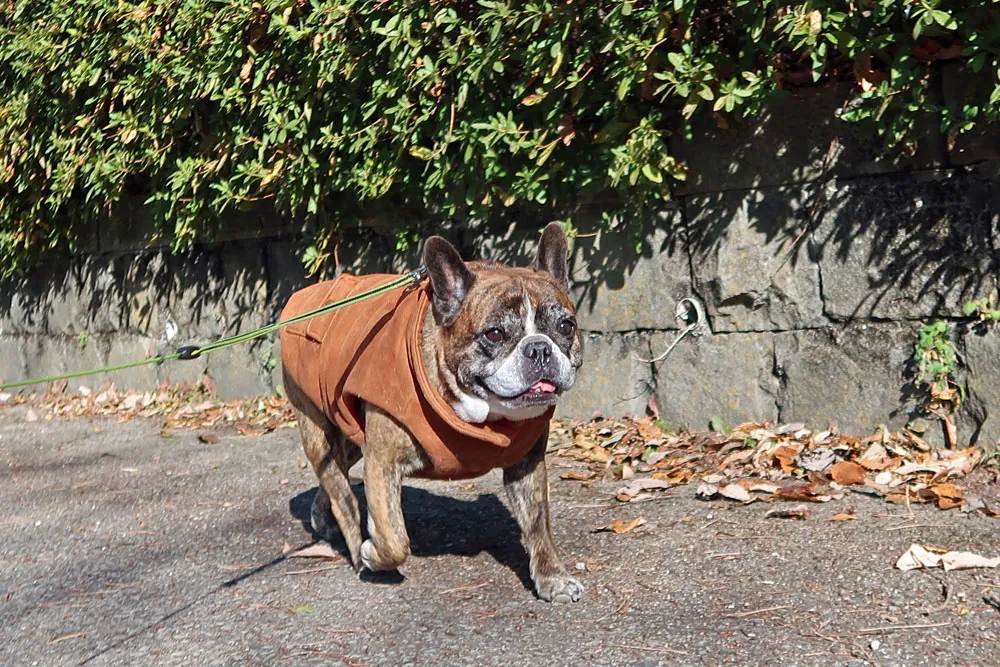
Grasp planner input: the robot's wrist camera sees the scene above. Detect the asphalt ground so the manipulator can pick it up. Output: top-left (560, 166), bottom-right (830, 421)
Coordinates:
top-left (1, 406), bottom-right (999, 666)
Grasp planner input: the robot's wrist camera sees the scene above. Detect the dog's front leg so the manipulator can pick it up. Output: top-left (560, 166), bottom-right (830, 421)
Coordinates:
top-left (503, 432), bottom-right (583, 603)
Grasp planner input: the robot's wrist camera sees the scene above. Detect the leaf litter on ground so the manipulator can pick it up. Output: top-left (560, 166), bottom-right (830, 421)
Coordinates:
top-left (554, 416), bottom-right (988, 511)
top-left (2, 376), bottom-right (296, 435)
top-left (3, 385), bottom-right (991, 516)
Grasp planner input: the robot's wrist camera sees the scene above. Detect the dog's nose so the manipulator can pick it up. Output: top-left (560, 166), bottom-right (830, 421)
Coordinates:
top-left (522, 339), bottom-right (552, 365)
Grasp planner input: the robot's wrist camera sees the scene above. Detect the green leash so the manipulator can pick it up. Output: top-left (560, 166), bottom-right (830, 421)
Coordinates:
top-left (0, 268), bottom-right (427, 391)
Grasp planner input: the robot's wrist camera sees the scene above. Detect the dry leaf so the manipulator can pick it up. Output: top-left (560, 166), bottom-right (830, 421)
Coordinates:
top-left (593, 516), bottom-right (646, 534)
top-left (765, 505), bottom-right (808, 520)
top-left (720, 484), bottom-right (751, 503)
top-left (774, 482), bottom-right (827, 502)
top-left (25, 408), bottom-right (38, 422)
top-left (616, 478), bottom-right (673, 500)
top-left (828, 511), bottom-right (856, 521)
top-left (941, 551), bottom-right (1000, 571)
top-left (773, 445), bottom-right (800, 473)
top-left (290, 543), bottom-right (342, 560)
top-left (561, 471), bottom-right (594, 481)
top-left (830, 461), bottom-right (866, 485)
top-left (896, 543), bottom-right (947, 571)
top-left (696, 482), bottom-right (719, 500)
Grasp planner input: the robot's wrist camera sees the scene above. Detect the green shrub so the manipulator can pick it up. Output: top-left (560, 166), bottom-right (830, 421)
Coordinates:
top-left (2, 0), bottom-right (999, 276)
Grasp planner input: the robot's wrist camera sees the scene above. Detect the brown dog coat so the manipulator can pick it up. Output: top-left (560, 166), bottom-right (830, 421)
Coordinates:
top-left (279, 274), bottom-right (553, 480)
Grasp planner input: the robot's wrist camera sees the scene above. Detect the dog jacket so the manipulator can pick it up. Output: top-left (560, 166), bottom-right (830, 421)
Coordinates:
top-left (279, 274), bottom-right (553, 480)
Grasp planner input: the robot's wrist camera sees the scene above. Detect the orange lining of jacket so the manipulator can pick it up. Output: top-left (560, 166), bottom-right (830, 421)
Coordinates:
top-left (279, 274), bottom-right (552, 480)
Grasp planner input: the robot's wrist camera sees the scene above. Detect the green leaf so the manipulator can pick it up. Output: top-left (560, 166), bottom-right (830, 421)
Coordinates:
top-left (930, 10), bottom-right (957, 30)
top-left (667, 52), bottom-right (685, 69)
top-left (709, 416), bottom-right (732, 434)
top-left (641, 163), bottom-right (663, 183)
top-left (408, 146), bottom-right (435, 160)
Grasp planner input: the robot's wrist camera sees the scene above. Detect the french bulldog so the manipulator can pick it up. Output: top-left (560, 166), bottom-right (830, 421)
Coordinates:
top-left (280, 222), bottom-right (583, 602)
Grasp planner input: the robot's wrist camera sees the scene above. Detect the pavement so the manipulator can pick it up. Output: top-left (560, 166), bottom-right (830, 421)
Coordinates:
top-left (1, 405), bottom-right (999, 666)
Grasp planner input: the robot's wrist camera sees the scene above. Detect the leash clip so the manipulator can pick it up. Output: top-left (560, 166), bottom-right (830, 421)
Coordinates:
top-left (407, 266), bottom-right (428, 284)
top-left (176, 345), bottom-right (202, 360)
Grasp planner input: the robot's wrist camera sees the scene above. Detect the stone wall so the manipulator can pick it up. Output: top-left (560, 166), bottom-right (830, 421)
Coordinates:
top-left (2, 82), bottom-right (999, 447)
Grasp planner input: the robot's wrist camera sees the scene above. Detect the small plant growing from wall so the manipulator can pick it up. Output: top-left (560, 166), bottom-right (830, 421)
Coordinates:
top-left (913, 320), bottom-right (961, 447)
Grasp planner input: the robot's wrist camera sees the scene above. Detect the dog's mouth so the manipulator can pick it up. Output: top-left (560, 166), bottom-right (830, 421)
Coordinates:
top-left (525, 380), bottom-right (559, 395)
top-left (505, 380), bottom-right (562, 406)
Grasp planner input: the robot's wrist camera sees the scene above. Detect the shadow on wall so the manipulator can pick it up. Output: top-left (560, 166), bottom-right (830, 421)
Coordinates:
top-left (2, 77), bottom-right (1000, 442)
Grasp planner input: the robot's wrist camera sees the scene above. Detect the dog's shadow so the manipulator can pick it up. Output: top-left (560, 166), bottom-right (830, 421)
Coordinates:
top-left (288, 484), bottom-right (533, 591)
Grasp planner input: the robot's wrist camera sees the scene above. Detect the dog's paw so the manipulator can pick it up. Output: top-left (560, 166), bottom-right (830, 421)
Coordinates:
top-left (359, 539), bottom-right (378, 572)
top-left (535, 574), bottom-right (584, 603)
top-left (310, 504), bottom-right (340, 542)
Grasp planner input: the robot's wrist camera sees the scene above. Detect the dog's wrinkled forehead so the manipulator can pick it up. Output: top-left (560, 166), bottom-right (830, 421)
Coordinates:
top-left (462, 266), bottom-right (573, 330)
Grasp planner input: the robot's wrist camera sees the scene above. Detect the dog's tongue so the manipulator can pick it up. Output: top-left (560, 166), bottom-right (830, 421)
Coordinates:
top-left (529, 380), bottom-right (558, 394)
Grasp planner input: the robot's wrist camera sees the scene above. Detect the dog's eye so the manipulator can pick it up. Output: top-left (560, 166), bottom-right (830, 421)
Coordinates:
top-left (483, 327), bottom-right (505, 344)
top-left (557, 319), bottom-right (576, 337)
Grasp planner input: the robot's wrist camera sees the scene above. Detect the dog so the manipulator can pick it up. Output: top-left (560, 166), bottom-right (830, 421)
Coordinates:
top-left (279, 222), bottom-right (583, 603)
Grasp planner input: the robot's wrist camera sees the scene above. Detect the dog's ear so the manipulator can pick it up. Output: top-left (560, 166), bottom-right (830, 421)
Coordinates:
top-left (532, 222), bottom-right (569, 292)
top-left (423, 236), bottom-right (474, 326)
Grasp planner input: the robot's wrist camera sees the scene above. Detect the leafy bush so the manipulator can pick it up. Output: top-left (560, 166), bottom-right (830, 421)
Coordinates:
top-left (2, 0), bottom-right (998, 276)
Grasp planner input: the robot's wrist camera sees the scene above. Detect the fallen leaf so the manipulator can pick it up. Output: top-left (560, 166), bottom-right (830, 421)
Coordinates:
top-left (830, 461), bottom-right (866, 485)
top-left (696, 482), bottom-right (719, 500)
top-left (593, 517), bottom-right (646, 534)
top-left (25, 408), bottom-right (39, 422)
top-left (561, 471), bottom-right (594, 481)
top-left (829, 510), bottom-right (856, 521)
top-left (720, 484), bottom-right (751, 502)
top-left (616, 478), bottom-right (673, 500)
top-left (765, 505), bottom-right (808, 520)
top-left (941, 551), bottom-right (1000, 571)
top-left (874, 471), bottom-right (894, 485)
top-left (647, 393), bottom-right (661, 419)
top-left (896, 543), bottom-right (946, 571)
top-left (288, 604), bottom-right (317, 615)
top-left (290, 543), bottom-right (342, 560)
top-left (799, 448), bottom-right (836, 472)
top-left (198, 433), bottom-right (221, 444)
top-left (774, 482), bottom-right (828, 502)
top-left (773, 445), bottom-right (800, 473)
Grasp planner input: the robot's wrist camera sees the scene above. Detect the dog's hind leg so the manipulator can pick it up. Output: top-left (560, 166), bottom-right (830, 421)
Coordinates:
top-left (285, 371), bottom-right (364, 569)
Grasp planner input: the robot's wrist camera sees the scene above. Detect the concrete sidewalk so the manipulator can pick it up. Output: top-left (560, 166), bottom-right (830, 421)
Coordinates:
top-left (1, 406), bottom-right (998, 666)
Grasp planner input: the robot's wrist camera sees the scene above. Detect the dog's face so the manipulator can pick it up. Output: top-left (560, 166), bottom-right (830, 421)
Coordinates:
top-left (423, 223), bottom-right (582, 423)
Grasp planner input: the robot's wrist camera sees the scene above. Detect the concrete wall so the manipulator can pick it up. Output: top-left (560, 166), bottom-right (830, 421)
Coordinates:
top-left (2, 82), bottom-right (999, 446)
